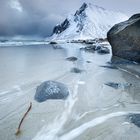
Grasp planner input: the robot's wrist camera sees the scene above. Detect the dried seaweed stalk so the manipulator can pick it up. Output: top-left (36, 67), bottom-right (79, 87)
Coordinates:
top-left (15, 102), bottom-right (32, 136)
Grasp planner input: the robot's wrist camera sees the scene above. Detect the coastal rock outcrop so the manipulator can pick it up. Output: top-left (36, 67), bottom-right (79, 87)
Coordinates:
top-left (107, 14), bottom-right (140, 63)
top-left (80, 45), bottom-right (110, 54)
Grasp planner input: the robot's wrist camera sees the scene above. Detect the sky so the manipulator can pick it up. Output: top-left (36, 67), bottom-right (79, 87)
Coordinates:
top-left (0, 0), bottom-right (139, 39)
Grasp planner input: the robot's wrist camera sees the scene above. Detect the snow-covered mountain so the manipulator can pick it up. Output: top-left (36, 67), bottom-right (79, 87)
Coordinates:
top-left (49, 3), bottom-right (128, 41)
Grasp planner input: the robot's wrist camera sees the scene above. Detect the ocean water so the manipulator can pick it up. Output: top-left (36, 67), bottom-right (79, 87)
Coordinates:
top-left (0, 43), bottom-right (140, 140)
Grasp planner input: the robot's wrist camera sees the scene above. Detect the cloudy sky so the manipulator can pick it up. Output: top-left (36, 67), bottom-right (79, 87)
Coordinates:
top-left (0, 0), bottom-right (139, 39)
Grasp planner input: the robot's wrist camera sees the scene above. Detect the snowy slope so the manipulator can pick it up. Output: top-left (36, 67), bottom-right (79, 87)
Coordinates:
top-left (50, 3), bottom-right (128, 41)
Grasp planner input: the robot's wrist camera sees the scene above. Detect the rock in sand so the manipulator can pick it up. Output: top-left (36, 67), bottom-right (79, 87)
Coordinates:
top-left (34, 81), bottom-right (69, 102)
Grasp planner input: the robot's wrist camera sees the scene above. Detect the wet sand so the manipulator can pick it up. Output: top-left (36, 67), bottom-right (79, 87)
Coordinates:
top-left (0, 43), bottom-right (140, 140)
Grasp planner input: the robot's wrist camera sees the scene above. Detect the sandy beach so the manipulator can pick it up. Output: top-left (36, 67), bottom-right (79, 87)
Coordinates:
top-left (0, 43), bottom-right (140, 140)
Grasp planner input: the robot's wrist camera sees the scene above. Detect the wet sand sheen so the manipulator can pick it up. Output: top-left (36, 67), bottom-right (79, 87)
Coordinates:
top-left (0, 43), bottom-right (140, 140)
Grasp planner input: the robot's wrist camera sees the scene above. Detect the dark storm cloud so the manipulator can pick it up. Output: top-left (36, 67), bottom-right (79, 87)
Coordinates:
top-left (0, 0), bottom-right (139, 39)
top-left (0, 0), bottom-right (84, 38)
top-left (0, 0), bottom-right (58, 38)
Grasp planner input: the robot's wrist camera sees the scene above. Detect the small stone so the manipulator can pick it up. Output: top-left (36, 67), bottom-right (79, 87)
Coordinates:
top-left (66, 56), bottom-right (78, 62)
top-left (86, 61), bottom-right (92, 63)
top-left (105, 82), bottom-right (120, 89)
top-left (70, 67), bottom-right (83, 73)
top-left (105, 82), bottom-right (132, 90)
top-left (100, 65), bottom-right (118, 69)
top-left (52, 45), bottom-right (62, 49)
top-left (94, 45), bottom-right (101, 51)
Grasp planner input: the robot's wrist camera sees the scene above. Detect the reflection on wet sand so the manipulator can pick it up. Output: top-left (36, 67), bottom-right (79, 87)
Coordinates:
top-left (0, 43), bottom-right (140, 140)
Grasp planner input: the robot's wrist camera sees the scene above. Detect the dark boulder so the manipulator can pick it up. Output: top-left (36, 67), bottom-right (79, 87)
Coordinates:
top-left (34, 81), bottom-right (69, 102)
top-left (83, 39), bottom-right (96, 44)
top-left (50, 41), bottom-right (57, 44)
top-left (107, 14), bottom-right (140, 63)
top-left (80, 44), bottom-right (110, 54)
top-left (97, 46), bottom-right (110, 54)
top-left (80, 45), bottom-right (96, 53)
top-left (127, 114), bottom-right (140, 128)
top-left (105, 82), bottom-right (132, 90)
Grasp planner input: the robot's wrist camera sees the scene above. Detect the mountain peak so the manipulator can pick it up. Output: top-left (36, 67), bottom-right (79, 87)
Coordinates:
top-left (74, 3), bottom-right (88, 16)
top-left (50, 3), bottom-right (128, 41)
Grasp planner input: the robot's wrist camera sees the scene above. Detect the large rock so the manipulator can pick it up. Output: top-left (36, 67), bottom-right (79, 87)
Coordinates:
top-left (107, 14), bottom-right (140, 63)
top-left (127, 114), bottom-right (140, 128)
top-left (80, 45), bottom-right (110, 54)
top-left (34, 81), bottom-right (69, 102)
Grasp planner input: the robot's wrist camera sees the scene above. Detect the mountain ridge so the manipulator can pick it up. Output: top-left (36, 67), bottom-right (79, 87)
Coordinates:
top-left (49, 3), bottom-right (128, 41)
